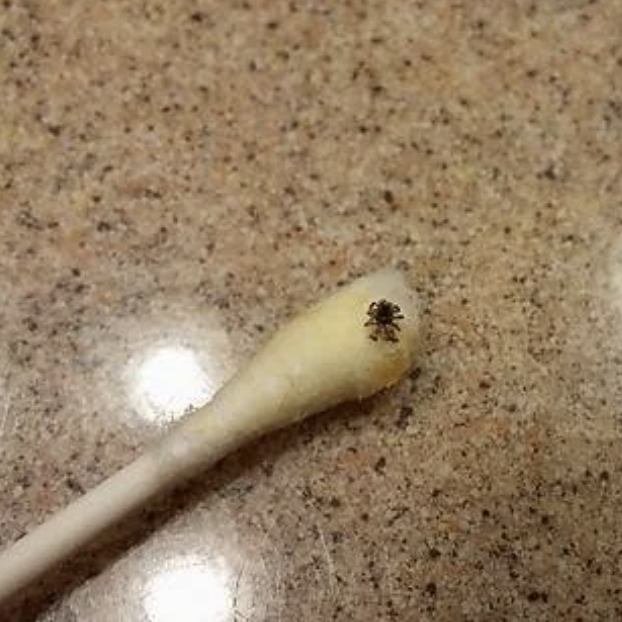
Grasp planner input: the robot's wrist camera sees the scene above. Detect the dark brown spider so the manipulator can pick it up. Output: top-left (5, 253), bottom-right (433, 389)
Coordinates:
top-left (364, 299), bottom-right (404, 342)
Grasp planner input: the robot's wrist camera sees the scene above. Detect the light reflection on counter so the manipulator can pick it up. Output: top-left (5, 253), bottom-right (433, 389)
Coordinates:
top-left (93, 305), bottom-right (237, 429)
top-left (143, 554), bottom-right (233, 622)
top-left (130, 345), bottom-right (216, 424)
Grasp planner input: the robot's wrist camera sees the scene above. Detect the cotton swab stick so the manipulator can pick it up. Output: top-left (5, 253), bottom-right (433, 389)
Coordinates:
top-left (0, 268), bottom-right (420, 602)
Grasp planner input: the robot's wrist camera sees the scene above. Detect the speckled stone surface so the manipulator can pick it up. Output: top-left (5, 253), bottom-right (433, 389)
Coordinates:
top-left (2, 1), bottom-right (622, 620)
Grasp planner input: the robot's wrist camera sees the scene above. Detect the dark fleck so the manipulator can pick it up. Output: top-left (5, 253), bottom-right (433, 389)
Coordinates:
top-left (66, 477), bottom-right (84, 494)
top-left (541, 165), bottom-right (557, 181)
top-left (428, 547), bottom-right (441, 560)
top-left (374, 456), bottom-right (387, 473)
top-left (17, 210), bottom-right (43, 231)
top-left (409, 366), bottom-right (422, 382)
top-left (383, 189), bottom-right (395, 205)
top-left (527, 590), bottom-right (548, 603)
top-left (396, 405), bottom-right (413, 430)
top-left (24, 318), bottom-right (38, 332)
top-left (425, 582), bottom-right (437, 597)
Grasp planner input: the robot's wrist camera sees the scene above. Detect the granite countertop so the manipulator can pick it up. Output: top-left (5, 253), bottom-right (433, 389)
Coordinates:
top-left (2, 1), bottom-right (622, 620)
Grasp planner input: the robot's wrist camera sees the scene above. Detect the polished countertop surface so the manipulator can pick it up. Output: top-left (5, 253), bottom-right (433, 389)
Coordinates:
top-left (2, 1), bottom-right (622, 620)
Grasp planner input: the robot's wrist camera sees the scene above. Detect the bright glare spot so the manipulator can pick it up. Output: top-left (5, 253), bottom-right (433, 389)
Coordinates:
top-left (132, 346), bottom-right (215, 424)
top-left (143, 555), bottom-right (232, 622)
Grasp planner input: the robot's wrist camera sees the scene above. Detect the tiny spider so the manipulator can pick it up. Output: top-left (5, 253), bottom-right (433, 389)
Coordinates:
top-left (364, 299), bottom-right (404, 342)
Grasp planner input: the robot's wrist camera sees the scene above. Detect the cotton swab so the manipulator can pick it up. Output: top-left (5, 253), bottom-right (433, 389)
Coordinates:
top-left (0, 268), bottom-right (419, 601)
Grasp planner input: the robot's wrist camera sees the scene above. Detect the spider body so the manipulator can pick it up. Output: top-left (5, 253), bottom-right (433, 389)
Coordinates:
top-left (364, 299), bottom-right (404, 342)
